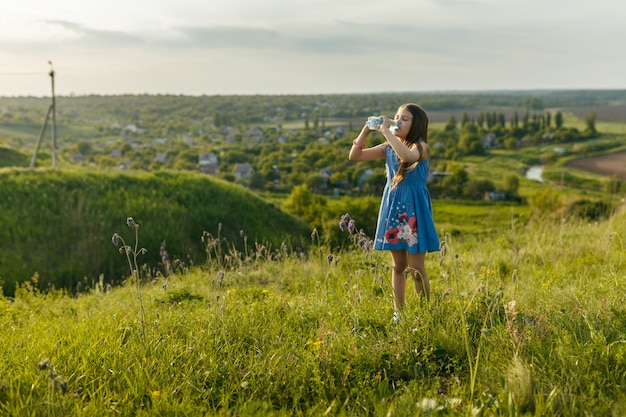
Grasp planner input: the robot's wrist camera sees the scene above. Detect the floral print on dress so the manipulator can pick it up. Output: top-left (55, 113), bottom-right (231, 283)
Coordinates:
top-left (383, 211), bottom-right (418, 246)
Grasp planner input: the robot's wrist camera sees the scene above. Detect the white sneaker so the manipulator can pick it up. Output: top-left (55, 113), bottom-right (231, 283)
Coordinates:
top-left (392, 311), bottom-right (401, 324)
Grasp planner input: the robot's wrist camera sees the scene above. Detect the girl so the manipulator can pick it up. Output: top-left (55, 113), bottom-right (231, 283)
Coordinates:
top-left (349, 103), bottom-right (440, 322)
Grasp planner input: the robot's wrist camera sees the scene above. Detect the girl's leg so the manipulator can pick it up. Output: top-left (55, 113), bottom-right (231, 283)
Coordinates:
top-left (390, 251), bottom-right (408, 312)
top-left (407, 252), bottom-right (430, 300)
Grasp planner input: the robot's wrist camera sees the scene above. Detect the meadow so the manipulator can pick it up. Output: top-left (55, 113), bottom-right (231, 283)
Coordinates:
top-left (1, 202), bottom-right (625, 416)
top-left (2, 91), bottom-right (626, 415)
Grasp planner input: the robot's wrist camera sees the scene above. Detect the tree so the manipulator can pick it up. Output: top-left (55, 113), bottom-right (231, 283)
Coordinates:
top-left (282, 184), bottom-right (328, 227)
top-left (461, 112), bottom-right (470, 126)
top-left (305, 173), bottom-right (329, 191)
top-left (77, 141), bottom-right (92, 155)
top-left (503, 174), bottom-right (519, 196)
top-left (440, 166), bottom-right (469, 197)
top-left (555, 111), bottom-right (563, 129)
top-left (444, 115), bottom-right (457, 132)
top-left (584, 111), bottom-right (597, 133)
top-left (458, 131), bottom-right (483, 155)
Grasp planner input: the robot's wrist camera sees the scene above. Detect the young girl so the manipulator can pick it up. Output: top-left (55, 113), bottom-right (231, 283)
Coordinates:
top-left (349, 103), bottom-right (440, 322)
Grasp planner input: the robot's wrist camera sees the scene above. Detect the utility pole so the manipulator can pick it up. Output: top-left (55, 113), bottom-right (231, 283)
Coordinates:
top-left (30, 61), bottom-right (57, 168)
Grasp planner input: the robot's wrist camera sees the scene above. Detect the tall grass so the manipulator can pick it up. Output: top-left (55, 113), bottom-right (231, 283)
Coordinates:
top-left (0, 207), bottom-right (625, 415)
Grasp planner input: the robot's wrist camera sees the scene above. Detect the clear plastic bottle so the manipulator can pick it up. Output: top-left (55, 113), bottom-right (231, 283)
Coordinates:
top-left (366, 116), bottom-right (398, 131)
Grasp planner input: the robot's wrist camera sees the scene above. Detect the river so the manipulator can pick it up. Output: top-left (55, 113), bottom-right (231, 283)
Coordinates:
top-left (525, 166), bottom-right (544, 182)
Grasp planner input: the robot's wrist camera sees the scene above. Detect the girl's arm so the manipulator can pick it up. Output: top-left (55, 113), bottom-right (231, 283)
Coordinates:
top-left (349, 126), bottom-right (388, 161)
top-left (379, 117), bottom-right (428, 162)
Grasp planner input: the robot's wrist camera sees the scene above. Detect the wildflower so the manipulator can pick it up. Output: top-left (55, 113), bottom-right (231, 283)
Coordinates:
top-left (339, 213), bottom-right (351, 231)
top-left (126, 217), bottom-right (138, 229)
top-left (347, 219), bottom-right (356, 233)
top-left (327, 253), bottom-right (334, 266)
top-left (152, 390), bottom-right (161, 398)
top-left (112, 233), bottom-right (120, 246)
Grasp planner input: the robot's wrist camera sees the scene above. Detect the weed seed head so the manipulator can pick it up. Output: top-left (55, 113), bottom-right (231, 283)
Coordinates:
top-left (126, 217), bottom-right (138, 229)
top-left (112, 233), bottom-right (120, 246)
top-left (160, 241), bottom-right (169, 261)
top-left (38, 359), bottom-right (50, 370)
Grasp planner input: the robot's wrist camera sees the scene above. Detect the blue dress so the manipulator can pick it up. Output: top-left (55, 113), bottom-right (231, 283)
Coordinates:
top-left (374, 145), bottom-right (440, 253)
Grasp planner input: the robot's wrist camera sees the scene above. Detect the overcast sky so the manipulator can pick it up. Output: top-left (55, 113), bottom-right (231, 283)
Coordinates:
top-left (1, 0), bottom-right (624, 97)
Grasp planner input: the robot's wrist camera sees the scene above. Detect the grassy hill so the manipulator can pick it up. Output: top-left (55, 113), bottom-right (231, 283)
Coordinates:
top-left (0, 204), bottom-right (624, 415)
top-left (0, 168), bottom-right (310, 295)
top-left (0, 146), bottom-right (30, 168)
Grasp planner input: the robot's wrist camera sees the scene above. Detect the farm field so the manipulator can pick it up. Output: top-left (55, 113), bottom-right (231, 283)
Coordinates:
top-left (565, 151), bottom-right (626, 181)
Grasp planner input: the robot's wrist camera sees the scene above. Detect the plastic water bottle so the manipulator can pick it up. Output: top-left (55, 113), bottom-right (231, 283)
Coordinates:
top-left (366, 116), bottom-right (398, 131)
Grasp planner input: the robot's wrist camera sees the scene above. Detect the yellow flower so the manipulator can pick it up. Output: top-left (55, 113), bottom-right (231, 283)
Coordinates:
top-left (152, 390), bottom-right (161, 398)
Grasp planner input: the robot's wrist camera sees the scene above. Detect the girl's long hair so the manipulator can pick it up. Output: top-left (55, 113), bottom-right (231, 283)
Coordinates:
top-left (391, 103), bottom-right (429, 189)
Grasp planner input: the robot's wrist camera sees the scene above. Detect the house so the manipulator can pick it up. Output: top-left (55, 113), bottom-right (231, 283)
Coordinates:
top-left (481, 132), bottom-right (497, 149)
top-left (118, 161), bottom-right (132, 170)
top-left (486, 190), bottom-right (507, 201)
top-left (199, 152), bottom-right (219, 175)
top-left (319, 168), bottom-right (333, 179)
top-left (234, 163), bottom-right (254, 179)
top-left (429, 171), bottom-right (452, 182)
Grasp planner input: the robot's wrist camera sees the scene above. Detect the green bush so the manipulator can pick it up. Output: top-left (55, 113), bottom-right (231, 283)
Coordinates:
top-left (566, 199), bottom-right (612, 221)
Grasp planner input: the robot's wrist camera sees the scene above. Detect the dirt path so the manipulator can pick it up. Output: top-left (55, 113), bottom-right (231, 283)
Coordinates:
top-left (565, 151), bottom-right (626, 180)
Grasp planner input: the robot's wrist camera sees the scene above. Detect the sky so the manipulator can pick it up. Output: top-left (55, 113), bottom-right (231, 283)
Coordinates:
top-left (1, 0), bottom-right (625, 97)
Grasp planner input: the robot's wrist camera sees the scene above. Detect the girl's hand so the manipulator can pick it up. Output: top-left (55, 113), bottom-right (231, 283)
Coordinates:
top-left (380, 116), bottom-right (391, 131)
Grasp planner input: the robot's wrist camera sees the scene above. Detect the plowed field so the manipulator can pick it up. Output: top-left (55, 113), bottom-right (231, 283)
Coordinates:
top-left (565, 151), bottom-right (626, 180)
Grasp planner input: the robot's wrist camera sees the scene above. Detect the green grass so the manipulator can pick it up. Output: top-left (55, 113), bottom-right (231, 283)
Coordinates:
top-left (0, 168), bottom-right (310, 295)
top-left (561, 112), bottom-right (626, 135)
top-left (433, 200), bottom-right (529, 236)
top-left (1, 208), bottom-right (625, 416)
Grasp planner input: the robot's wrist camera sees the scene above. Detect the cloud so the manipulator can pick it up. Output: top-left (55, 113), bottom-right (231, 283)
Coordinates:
top-left (44, 20), bottom-right (142, 45)
top-left (174, 26), bottom-right (281, 49)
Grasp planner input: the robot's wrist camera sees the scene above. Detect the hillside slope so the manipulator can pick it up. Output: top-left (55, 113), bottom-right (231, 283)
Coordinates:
top-left (0, 168), bottom-right (310, 295)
